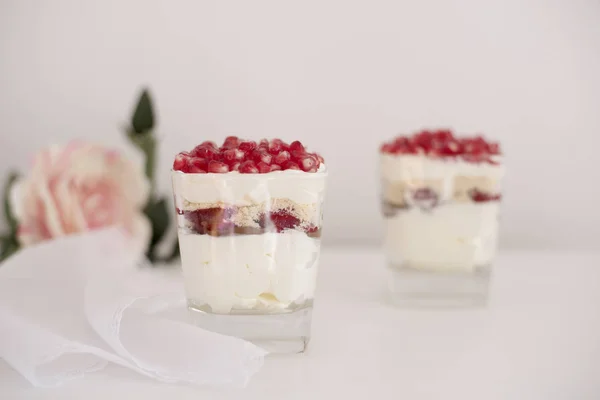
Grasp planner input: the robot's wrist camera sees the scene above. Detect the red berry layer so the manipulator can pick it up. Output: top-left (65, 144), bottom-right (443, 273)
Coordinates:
top-left (380, 129), bottom-right (501, 164)
top-left (177, 207), bottom-right (320, 237)
top-left (173, 137), bottom-right (324, 174)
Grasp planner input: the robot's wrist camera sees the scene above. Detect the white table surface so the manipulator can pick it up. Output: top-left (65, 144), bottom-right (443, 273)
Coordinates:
top-left (1, 249), bottom-right (599, 399)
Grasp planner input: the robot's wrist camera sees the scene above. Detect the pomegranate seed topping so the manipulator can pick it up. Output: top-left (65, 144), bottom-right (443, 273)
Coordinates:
top-left (488, 142), bottom-right (501, 154)
top-left (380, 129), bottom-right (501, 164)
top-left (315, 153), bottom-right (325, 164)
top-left (274, 150), bottom-right (291, 165)
top-left (252, 149), bottom-right (272, 165)
top-left (239, 160), bottom-right (259, 173)
top-left (173, 152), bottom-right (190, 171)
top-left (207, 160), bottom-right (229, 173)
top-left (239, 140), bottom-right (257, 153)
top-left (187, 157), bottom-right (208, 173)
top-left (299, 155), bottom-right (318, 172)
top-left (177, 137), bottom-right (323, 174)
top-left (433, 129), bottom-right (453, 142)
top-left (268, 139), bottom-right (283, 154)
top-left (222, 136), bottom-right (240, 149)
top-left (257, 162), bottom-right (271, 173)
top-left (191, 145), bottom-right (218, 160)
top-left (282, 161), bottom-right (300, 170)
top-left (222, 148), bottom-right (245, 162)
top-left (289, 140), bottom-right (305, 154)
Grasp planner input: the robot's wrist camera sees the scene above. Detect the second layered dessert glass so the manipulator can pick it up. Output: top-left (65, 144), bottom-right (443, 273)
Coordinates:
top-left (172, 137), bottom-right (326, 353)
top-left (380, 129), bottom-right (504, 307)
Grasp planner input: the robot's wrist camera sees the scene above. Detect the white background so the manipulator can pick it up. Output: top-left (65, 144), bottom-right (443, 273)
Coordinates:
top-left (1, 0), bottom-right (599, 249)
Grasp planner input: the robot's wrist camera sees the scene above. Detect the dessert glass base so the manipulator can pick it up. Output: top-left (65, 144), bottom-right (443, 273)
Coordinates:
top-left (186, 305), bottom-right (312, 354)
top-left (387, 263), bottom-right (491, 308)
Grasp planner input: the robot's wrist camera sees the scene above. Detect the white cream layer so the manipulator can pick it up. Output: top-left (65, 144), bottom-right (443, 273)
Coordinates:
top-left (172, 164), bottom-right (327, 206)
top-left (380, 154), bottom-right (504, 182)
top-left (385, 202), bottom-right (500, 272)
top-left (178, 231), bottom-right (321, 314)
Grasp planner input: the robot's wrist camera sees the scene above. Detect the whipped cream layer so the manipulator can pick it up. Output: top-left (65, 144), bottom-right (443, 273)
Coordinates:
top-left (380, 154), bottom-right (504, 206)
top-left (172, 164), bottom-right (327, 207)
top-left (380, 154), bottom-right (504, 181)
top-left (179, 231), bottom-right (320, 314)
top-left (385, 202), bottom-right (500, 272)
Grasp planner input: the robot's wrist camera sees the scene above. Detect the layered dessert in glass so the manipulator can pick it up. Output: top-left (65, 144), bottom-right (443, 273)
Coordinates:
top-left (172, 136), bottom-right (326, 353)
top-left (380, 129), bottom-right (504, 307)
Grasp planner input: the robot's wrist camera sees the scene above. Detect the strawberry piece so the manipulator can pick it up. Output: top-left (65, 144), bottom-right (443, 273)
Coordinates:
top-left (257, 210), bottom-right (300, 232)
top-left (239, 160), bottom-right (259, 173)
top-left (469, 189), bottom-right (502, 202)
top-left (185, 207), bottom-right (235, 235)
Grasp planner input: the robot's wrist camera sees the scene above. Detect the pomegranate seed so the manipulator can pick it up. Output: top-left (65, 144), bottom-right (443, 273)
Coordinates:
top-left (222, 148), bottom-right (245, 162)
top-left (270, 164), bottom-right (282, 171)
top-left (268, 139), bottom-right (283, 154)
top-left (440, 141), bottom-right (460, 156)
top-left (299, 155), bottom-right (318, 172)
top-left (282, 161), bottom-right (300, 170)
top-left (315, 153), bottom-right (325, 164)
top-left (274, 150), bottom-right (291, 165)
top-left (488, 142), bottom-right (501, 154)
top-left (239, 160), bottom-right (259, 173)
top-left (191, 145), bottom-right (218, 160)
top-left (187, 157), bottom-right (208, 173)
top-left (289, 140), bottom-right (305, 154)
top-left (257, 162), bottom-right (271, 173)
top-left (252, 149), bottom-right (272, 165)
top-left (173, 152), bottom-right (190, 171)
top-left (222, 136), bottom-right (240, 149)
top-left (239, 140), bottom-right (257, 153)
top-left (207, 160), bottom-right (229, 173)
top-left (230, 162), bottom-right (241, 171)
top-left (259, 139), bottom-right (269, 149)
top-left (433, 129), bottom-right (453, 142)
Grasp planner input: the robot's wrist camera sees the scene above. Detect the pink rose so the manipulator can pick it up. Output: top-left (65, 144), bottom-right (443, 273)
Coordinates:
top-left (10, 141), bottom-right (151, 251)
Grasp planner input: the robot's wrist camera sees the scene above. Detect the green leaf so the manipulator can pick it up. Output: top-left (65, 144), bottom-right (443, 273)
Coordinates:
top-left (3, 171), bottom-right (20, 234)
top-left (0, 236), bottom-right (19, 262)
top-left (144, 197), bottom-right (170, 262)
top-left (131, 89), bottom-right (155, 134)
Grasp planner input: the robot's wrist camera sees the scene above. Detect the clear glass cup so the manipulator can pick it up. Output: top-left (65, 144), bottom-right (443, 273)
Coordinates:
top-left (380, 135), bottom-right (505, 307)
top-left (172, 169), bottom-right (327, 353)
